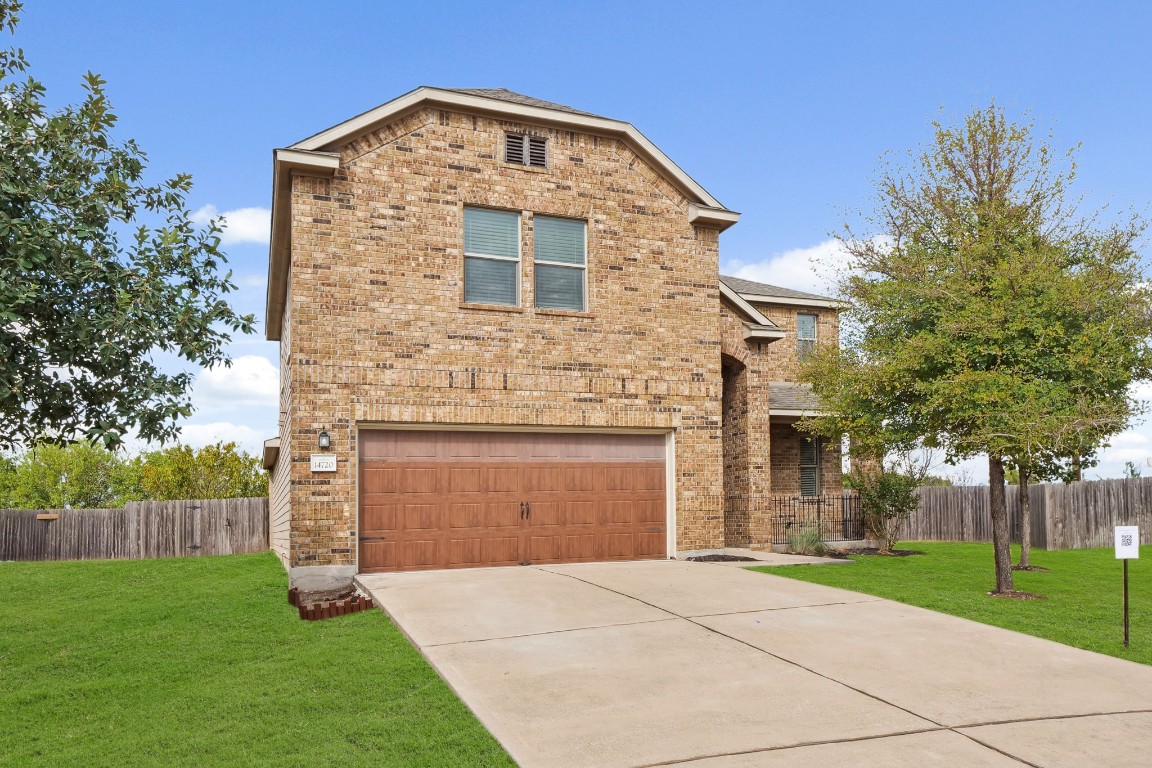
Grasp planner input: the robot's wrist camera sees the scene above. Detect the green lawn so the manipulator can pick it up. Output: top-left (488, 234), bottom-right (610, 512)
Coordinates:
top-left (0, 553), bottom-right (513, 768)
top-left (754, 542), bottom-right (1151, 666)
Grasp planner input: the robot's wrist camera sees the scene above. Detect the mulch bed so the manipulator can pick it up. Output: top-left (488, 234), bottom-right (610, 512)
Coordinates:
top-left (686, 554), bottom-right (759, 562)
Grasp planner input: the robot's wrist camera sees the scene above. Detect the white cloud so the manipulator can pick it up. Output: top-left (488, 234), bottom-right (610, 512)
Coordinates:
top-left (722, 238), bottom-right (851, 297)
top-left (192, 204), bottom-right (271, 245)
top-left (193, 355), bottom-right (278, 409)
top-left (177, 422), bottom-right (268, 454)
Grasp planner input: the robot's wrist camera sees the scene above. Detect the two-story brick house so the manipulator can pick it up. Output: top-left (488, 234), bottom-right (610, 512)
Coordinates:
top-left (262, 87), bottom-right (843, 585)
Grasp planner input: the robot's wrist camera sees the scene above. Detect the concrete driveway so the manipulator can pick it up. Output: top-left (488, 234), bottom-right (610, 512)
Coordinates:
top-left (357, 560), bottom-right (1152, 767)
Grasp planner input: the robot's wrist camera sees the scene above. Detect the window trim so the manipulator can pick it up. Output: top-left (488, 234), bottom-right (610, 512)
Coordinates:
top-left (532, 214), bottom-right (588, 312)
top-left (462, 206), bottom-right (522, 307)
top-left (797, 312), bottom-right (818, 360)
top-left (799, 435), bottom-right (821, 497)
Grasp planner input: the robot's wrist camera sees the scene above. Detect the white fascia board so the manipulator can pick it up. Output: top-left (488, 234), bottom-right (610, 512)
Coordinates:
top-left (743, 325), bottom-right (786, 342)
top-left (290, 87), bottom-right (732, 212)
top-left (262, 437), bottom-right (281, 470)
top-left (740, 292), bottom-right (849, 309)
top-left (720, 282), bottom-right (776, 327)
top-left (266, 149), bottom-right (340, 341)
top-left (769, 409), bottom-right (825, 418)
top-left (688, 203), bottom-right (741, 232)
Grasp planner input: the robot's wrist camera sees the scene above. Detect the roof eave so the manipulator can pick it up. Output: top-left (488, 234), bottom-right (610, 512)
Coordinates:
top-left (266, 149), bottom-right (340, 341)
top-left (262, 437), bottom-right (281, 470)
top-left (739, 292), bottom-right (849, 309)
top-left (720, 282), bottom-right (777, 327)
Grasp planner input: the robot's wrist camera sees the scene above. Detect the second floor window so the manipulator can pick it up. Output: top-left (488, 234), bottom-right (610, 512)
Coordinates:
top-left (534, 216), bottom-right (586, 311)
top-left (797, 313), bottom-right (817, 360)
top-left (463, 207), bottom-right (520, 306)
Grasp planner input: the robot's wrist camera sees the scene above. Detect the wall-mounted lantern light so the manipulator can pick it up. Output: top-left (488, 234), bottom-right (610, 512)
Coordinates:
top-left (317, 430), bottom-right (331, 450)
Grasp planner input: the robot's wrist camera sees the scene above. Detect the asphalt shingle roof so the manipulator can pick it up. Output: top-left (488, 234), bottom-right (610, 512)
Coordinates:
top-left (769, 382), bottom-right (823, 413)
top-left (443, 88), bottom-right (605, 119)
top-left (720, 275), bottom-right (837, 303)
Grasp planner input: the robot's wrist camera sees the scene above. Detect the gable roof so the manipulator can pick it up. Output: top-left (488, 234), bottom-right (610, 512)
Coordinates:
top-left (720, 275), bottom-right (846, 309)
top-left (440, 88), bottom-right (604, 118)
top-left (266, 87), bottom-right (740, 340)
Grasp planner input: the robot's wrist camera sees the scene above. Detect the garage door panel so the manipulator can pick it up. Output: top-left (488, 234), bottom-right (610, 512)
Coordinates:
top-left (528, 501), bottom-right (562, 528)
top-left (635, 467), bottom-right (665, 491)
top-left (528, 535), bottom-right (561, 562)
top-left (403, 504), bottom-right (441, 531)
top-left (564, 466), bottom-right (597, 492)
top-left (603, 533), bottom-right (636, 559)
top-left (359, 432), bottom-right (667, 573)
top-left (566, 501), bottom-right (597, 526)
top-left (635, 499), bottom-right (665, 524)
top-left (563, 534), bottom-right (596, 560)
top-left (448, 467), bottom-right (484, 493)
top-left (403, 539), bottom-right (439, 568)
top-left (637, 532), bottom-right (665, 557)
top-left (448, 538), bottom-right (483, 566)
top-left (481, 536), bottom-right (521, 565)
top-left (402, 467), bottom-right (440, 494)
top-left (487, 467), bottom-right (519, 493)
top-left (361, 504), bottom-right (399, 532)
top-left (487, 501), bottom-right (523, 528)
top-left (448, 503), bottom-right (483, 529)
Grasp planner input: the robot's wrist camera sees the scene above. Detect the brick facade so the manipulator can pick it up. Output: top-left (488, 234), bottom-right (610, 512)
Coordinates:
top-left (270, 91), bottom-right (842, 572)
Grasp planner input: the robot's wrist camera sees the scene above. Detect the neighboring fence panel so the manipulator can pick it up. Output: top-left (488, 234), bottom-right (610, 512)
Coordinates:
top-left (903, 478), bottom-right (1152, 550)
top-left (0, 497), bottom-right (268, 562)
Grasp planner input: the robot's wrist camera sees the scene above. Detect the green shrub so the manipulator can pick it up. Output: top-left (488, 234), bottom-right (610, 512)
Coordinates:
top-left (788, 523), bottom-right (829, 556)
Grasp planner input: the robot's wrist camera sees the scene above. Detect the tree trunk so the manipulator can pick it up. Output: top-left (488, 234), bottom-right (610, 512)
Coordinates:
top-left (988, 453), bottom-right (1015, 593)
top-left (1017, 466), bottom-right (1031, 568)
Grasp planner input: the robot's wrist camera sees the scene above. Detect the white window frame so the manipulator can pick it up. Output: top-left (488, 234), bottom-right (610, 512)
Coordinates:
top-left (463, 206), bottom-right (521, 307)
top-left (532, 215), bottom-right (587, 312)
top-left (797, 312), bottom-right (817, 360)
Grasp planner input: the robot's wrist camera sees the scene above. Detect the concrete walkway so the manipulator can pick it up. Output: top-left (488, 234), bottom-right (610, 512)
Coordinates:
top-left (357, 560), bottom-right (1152, 767)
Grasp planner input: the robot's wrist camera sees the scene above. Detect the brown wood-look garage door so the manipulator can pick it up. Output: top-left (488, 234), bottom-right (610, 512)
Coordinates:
top-left (358, 430), bottom-right (667, 573)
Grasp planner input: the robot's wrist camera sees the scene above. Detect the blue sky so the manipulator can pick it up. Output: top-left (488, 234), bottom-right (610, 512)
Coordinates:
top-left (13, 1), bottom-right (1152, 481)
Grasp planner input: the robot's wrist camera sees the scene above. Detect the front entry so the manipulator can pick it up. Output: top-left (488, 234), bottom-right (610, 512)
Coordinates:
top-left (358, 430), bottom-right (668, 572)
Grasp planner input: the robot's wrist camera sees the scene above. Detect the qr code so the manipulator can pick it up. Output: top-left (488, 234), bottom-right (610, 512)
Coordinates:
top-left (1121, 534), bottom-right (1134, 547)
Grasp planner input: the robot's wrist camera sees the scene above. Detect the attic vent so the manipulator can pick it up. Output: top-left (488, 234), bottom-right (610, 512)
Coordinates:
top-left (505, 134), bottom-right (547, 168)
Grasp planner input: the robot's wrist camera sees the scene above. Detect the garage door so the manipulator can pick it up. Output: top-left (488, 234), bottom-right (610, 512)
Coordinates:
top-left (358, 430), bottom-right (668, 572)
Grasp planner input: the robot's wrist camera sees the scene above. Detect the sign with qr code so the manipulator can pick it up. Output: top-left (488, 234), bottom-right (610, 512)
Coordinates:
top-left (1115, 526), bottom-right (1140, 559)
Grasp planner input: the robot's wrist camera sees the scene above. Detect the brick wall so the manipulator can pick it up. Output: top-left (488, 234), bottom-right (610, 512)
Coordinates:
top-left (770, 423), bottom-right (843, 496)
top-left (283, 108), bottom-right (729, 565)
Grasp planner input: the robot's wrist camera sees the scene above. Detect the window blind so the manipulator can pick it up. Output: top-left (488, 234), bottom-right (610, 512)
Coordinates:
top-left (465, 257), bottom-right (517, 305)
top-left (464, 208), bottom-right (519, 258)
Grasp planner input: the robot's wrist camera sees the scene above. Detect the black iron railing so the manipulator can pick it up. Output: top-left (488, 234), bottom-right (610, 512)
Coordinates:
top-left (771, 495), bottom-right (864, 544)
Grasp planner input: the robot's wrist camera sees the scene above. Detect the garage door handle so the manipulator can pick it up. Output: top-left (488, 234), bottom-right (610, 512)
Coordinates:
top-left (526, 502), bottom-right (531, 519)
top-left (359, 536), bottom-right (387, 542)
top-left (520, 502), bottom-right (526, 520)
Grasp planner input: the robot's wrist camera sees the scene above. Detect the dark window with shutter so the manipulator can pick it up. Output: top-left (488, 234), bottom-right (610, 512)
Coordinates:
top-left (799, 436), bottom-right (820, 497)
top-left (505, 133), bottom-right (547, 167)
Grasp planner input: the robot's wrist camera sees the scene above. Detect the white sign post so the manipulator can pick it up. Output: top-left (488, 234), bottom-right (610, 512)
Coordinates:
top-left (1116, 526), bottom-right (1139, 648)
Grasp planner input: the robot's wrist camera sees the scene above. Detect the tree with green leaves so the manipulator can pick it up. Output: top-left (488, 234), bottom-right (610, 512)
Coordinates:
top-left (0, 2), bottom-right (254, 451)
top-left (801, 104), bottom-right (1152, 595)
top-left (137, 442), bottom-right (266, 500)
top-left (0, 440), bottom-right (142, 509)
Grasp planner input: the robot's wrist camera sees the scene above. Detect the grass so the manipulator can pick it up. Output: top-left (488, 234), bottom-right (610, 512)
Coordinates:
top-left (0, 553), bottom-right (513, 768)
top-left (754, 542), bottom-right (1151, 666)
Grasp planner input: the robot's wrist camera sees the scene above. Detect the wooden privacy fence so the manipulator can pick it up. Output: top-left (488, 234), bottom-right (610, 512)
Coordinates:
top-left (0, 497), bottom-right (268, 562)
top-left (904, 478), bottom-right (1152, 550)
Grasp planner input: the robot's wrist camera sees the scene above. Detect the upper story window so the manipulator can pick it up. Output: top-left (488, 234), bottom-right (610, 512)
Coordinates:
top-left (797, 313), bottom-right (817, 360)
top-left (534, 216), bottom-right (586, 311)
top-left (799, 436), bottom-right (820, 497)
top-left (505, 134), bottom-right (547, 167)
top-left (463, 207), bottom-right (520, 306)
